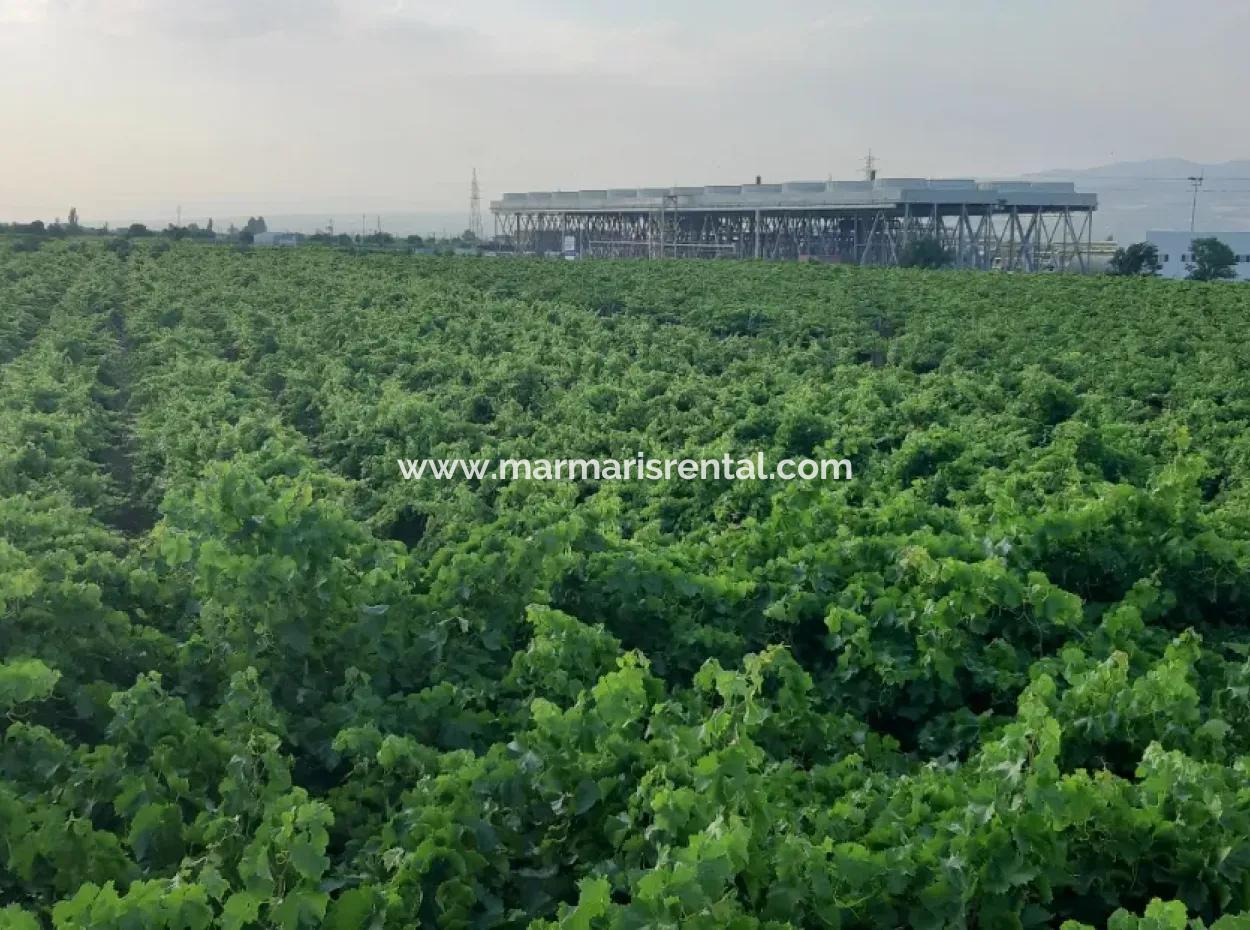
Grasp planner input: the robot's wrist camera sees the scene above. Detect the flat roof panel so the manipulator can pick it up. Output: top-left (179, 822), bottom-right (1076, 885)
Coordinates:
top-left (492, 178), bottom-right (1096, 213)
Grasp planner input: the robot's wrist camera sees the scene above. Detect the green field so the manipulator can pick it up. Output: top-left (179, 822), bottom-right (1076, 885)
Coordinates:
top-left (4, 240), bottom-right (1250, 929)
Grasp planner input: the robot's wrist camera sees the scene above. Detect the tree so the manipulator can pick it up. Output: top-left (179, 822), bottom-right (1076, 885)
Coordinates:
top-left (899, 236), bottom-right (953, 269)
top-left (1107, 242), bottom-right (1160, 276)
top-left (67, 207), bottom-right (80, 230)
top-left (1186, 237), bottom-right (1237, 281)
top-left (126, 223), bottom-right (151, 238)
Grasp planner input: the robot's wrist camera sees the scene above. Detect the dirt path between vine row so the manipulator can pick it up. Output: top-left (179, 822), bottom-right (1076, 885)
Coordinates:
top-left (97, 259), bottom-right (157, 536)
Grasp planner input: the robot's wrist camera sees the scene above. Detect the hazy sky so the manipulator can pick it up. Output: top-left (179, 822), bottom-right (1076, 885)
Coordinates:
top-left (2, 0), bottom-right (1247, 224)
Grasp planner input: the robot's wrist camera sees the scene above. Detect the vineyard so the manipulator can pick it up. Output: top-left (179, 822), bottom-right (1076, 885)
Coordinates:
top-left (5, 239), bottom-right (1250, 930)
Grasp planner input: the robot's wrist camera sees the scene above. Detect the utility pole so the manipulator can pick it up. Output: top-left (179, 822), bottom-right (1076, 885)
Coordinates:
top-left (657, 199), bottom-right (664, 259)
top-left (469, 168), bottom-right (483, 240)
top-left (863, 150), bottom-right (878, 183)
top-left (650, 193), bottom-right (675, 258)
top-left (1187, 174), bottom-right (1204, 232)
top-left (667, 193), bottom-right (680, 257)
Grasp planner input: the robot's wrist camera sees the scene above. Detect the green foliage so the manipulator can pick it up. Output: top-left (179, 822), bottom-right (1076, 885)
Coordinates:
top-left (3, 240), bottom-right (1250, 928)
top-left (1108, 242), bottom-right (1161, 276)
top-left (1187, 237), bottom-right (1238, 281)
top-left (899, 235), bottom-right (953, 269)
top-left (0, 658), bottom-right (60, 709)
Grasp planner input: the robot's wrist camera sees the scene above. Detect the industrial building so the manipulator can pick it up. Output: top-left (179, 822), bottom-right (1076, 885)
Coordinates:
top-left (1146, 230), bottom-right (1250, 280)
top-left (491, 178), bottom-right (1098, 270)
top-left (252, 231), bottom-right (304, 247)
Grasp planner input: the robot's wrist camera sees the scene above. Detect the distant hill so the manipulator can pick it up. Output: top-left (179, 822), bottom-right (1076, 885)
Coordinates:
top-left (1029, 157), bottom-right (1250, 180)
top-left (1022, 158), bottom-right (1250, 244)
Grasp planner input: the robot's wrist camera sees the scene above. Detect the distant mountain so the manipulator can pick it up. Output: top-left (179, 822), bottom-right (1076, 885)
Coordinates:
top-left (1028, 157), bottom-right (1250, 180)
top-left (1021, 159), bottom-right (1250, 244)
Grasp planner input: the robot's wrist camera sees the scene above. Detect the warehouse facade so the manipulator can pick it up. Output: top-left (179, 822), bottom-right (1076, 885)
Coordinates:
top-left (491, 178), bottom-right (1097, 271)
top-left (1147, 230), bottom-right (1250, 280)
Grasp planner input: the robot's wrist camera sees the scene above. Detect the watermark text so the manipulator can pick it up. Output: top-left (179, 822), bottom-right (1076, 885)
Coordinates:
top-left (396, 453), bottom-right (852, 482)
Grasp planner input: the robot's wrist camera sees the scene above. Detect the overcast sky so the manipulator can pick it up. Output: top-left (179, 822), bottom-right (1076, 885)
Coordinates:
top-left (2, 0), bottom-right (1247, 223)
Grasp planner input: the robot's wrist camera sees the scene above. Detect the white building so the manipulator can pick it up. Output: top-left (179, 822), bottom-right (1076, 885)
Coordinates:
top-left (1146, 230), bottom-right (1250, 280)
top-left (252, 231), bottom-right (303, 247)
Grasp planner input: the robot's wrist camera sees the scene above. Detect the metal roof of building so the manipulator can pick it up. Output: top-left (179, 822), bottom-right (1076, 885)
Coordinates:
top-left (492, 179), bottom-right (1096, 212)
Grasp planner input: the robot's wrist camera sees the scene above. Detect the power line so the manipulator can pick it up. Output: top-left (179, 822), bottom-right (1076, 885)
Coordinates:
top-left (1068, 186), bottom-right (1250, 192)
